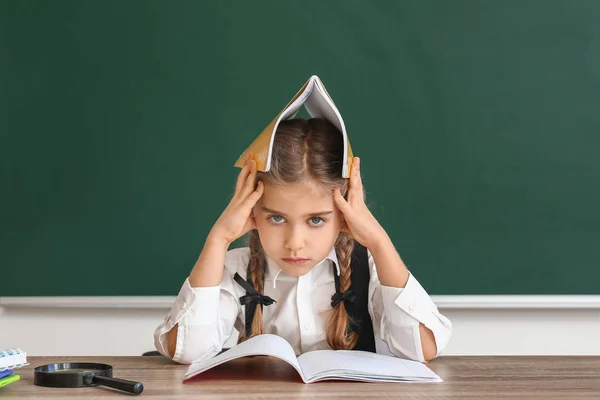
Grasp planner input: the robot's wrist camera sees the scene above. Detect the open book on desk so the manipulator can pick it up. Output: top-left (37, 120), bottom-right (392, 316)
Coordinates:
top-left (183, 334), bottom-right (442, 383)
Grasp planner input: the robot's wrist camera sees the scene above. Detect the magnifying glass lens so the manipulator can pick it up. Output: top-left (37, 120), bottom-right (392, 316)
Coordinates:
top-left (34, 363), bottom-right (143, 395)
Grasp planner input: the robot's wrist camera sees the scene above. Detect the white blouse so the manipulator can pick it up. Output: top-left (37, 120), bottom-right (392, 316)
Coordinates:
top-left (154, 247), bottom-right (452, 364)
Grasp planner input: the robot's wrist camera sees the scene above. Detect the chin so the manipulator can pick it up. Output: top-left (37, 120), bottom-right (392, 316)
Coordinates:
top-left (280, 263), bottom-right (317, 277)
top-left (284, 268), bottom-right (312, 277)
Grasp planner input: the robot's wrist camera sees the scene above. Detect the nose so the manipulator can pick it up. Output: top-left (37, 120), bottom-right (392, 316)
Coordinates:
top-left (284, 224), bottom-right (305, 253)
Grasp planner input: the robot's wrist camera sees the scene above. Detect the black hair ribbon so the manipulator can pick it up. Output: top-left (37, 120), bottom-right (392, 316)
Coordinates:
top-left (331, 290), bottom-right (356, 308)
top-left (331, 259), bottom-right (357, 308)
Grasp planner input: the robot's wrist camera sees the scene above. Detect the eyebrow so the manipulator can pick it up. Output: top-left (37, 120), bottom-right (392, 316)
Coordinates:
top-left (260, 206), bottom-right (334, 218)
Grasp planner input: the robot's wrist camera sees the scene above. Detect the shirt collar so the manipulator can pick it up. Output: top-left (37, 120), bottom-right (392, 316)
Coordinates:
top-left (266, 247), bottom-right (340, 289)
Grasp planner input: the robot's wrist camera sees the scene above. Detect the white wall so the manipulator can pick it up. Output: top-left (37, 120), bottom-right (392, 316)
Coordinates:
top-left (1, 297), bottom-right (600, 356)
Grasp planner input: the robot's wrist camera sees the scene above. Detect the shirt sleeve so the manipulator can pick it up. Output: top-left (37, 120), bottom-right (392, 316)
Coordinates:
top-left (153, 249), bottom-right (246, 364)
top-left (367, 249), bottom-right (452, 362)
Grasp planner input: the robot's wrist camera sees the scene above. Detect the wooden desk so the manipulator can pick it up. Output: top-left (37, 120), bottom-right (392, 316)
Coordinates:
top-left (1, 356), bottom-right (599, 399)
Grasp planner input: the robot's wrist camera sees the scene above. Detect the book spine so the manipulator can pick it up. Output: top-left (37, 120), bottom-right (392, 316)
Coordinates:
top-left (0, 348), bottom-right (28, 371)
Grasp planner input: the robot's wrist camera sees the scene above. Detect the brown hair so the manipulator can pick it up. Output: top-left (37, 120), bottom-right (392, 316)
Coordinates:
top-left (240, 118), bottom-right (358, 350)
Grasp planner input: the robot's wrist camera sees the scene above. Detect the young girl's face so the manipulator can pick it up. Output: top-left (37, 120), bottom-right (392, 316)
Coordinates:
top-left (253, 180), bottom-right (345, 277)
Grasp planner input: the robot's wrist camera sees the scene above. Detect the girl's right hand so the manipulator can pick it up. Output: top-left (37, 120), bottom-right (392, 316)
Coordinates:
top-left (209, 154), bottom-right (264, 245)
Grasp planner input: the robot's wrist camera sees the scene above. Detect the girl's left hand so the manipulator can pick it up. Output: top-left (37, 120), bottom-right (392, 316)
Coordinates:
top-left (333, 157), bottom-right (388, 249)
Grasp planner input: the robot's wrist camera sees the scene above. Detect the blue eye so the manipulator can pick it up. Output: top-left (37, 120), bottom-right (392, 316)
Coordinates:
top-left (268, 215), bottom-right (285, 224)
top-left (308, 217), bottom-right (325, 227)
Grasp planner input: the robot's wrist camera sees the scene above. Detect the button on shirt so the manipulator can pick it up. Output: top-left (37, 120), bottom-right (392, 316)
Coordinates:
top-left (153, 247), bottom-right (452, 364)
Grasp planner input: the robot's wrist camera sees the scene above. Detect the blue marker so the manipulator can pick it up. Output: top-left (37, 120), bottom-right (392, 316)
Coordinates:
top-left (0, 370), bottom-right (13, 379)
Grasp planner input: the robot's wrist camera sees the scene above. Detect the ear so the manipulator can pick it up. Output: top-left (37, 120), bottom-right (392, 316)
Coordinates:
top-left (339, 220), bottom-right (350, 233)
top-left (252, 199), bottom-right (261, 215)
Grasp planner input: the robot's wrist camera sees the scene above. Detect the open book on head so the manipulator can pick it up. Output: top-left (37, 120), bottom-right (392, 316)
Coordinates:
top-left (234, 75), bottom-right (355, 178)
top-left (183, 334), bottom-right (442, 384)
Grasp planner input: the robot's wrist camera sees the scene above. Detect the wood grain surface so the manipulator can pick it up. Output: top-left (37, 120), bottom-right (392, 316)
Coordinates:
top-left (1, 356), bottom-right (599, 399)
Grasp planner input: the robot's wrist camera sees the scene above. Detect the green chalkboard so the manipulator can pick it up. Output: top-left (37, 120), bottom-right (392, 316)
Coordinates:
top-left (2, 1), bottom-right (599, 296)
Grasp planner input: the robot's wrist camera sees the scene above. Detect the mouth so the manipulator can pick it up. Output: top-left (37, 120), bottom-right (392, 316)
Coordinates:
top-left (282, 257), bottom-right (310, 265)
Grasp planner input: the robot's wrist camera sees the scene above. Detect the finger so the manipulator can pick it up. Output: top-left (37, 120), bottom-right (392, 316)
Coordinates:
top-left (350, 157), bottom-right (364, 202)
top-left (244, 180), bottom-right (264, 207)
top-left (235, 154), bottom-right (253, 195)
top-left (353, 157), bottom-right (363, 187)
top-left (240, 158), bottom-right (259, 199)
top-left (333, 187), bottom-right (351, 214)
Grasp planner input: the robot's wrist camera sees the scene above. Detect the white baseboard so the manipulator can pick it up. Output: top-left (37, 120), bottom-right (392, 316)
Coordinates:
top-left (3, 295), bottom-right (600, 309)
top-left (1, 297), bottom-right (599, 356)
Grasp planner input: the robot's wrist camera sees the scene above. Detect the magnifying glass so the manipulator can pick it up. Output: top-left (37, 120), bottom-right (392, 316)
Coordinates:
top-left (34, 362), bottom-right (143, 395)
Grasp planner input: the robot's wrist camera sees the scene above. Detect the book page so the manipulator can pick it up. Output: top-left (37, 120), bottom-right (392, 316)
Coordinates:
top-left (305, 79), bottom-right (344, 134)
top-left (183, 334), bottom-right (304, 381)
top-left (297, 350), bottom-right (442, 383)
top-left (279, 79), bottom-right (315, 121)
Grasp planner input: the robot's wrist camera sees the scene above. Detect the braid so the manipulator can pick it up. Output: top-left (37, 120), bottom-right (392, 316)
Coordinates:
top-left (326, 232), bottom-right (358, 350)
top-left (236, 229), bottom-right (266, 343)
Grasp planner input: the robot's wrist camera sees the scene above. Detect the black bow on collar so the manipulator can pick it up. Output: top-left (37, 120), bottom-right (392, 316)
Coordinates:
top-left (240, 292), bottom-right (276, 306)
top-left (233, 272), bottom-right (276, 307)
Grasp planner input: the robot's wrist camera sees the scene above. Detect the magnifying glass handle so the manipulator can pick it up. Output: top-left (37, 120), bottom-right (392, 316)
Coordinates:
top-left (92, 375), bottom-right (144, 394)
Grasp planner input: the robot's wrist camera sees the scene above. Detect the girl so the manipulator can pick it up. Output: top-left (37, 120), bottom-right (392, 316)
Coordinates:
top-left (154, 118), bottom-right (452, 364)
